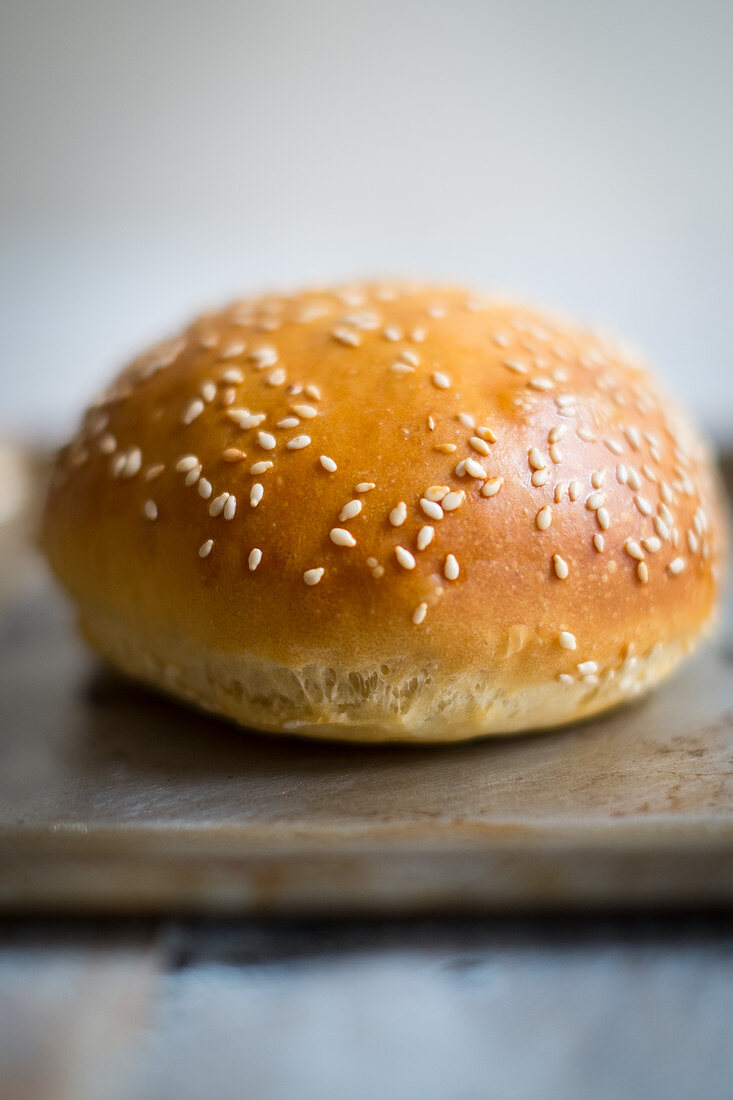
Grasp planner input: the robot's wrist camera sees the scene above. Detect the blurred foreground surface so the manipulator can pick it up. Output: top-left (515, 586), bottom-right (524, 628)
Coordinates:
top-left (2, 914), bottom-right (733, 1100)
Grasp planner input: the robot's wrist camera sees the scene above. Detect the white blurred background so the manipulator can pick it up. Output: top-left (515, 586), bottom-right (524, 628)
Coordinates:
top-left (2, 0), bottom-right (732, 442)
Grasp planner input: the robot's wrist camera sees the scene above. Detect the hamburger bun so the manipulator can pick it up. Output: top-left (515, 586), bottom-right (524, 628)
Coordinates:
top-left (41, 282), bottom-right (727, 742)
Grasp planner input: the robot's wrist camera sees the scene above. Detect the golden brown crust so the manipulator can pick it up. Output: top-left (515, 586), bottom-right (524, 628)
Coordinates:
top-left (41, 282), bottom-right (727, 740)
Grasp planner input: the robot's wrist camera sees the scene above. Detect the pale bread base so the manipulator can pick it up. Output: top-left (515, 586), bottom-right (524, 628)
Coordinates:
top-left (78, 607), bottom-right (706, 743)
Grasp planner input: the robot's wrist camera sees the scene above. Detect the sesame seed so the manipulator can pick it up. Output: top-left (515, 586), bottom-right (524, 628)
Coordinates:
top-left (442, 491), bottom-right (465, 511)
top-left (586, 492), bottom-right (605, 511)
top-left (267, 368), bottom-right (287, 386)
top-left (469, 436), bottom-right (491, 457)
top-left (577, 427), bottom-right (596, 442)
top-left (687, 531), bottom-right (698, 553)
top-left (400, 349), bottom-right (419, 367)
top-left (668, 557), bottom-right (686, 575)
top-left (332, 326), bottom-right (360, 347)
top-left (250, 346), bottom-right (278, 368)
top-left (390, 362), bottom-right (414, 375)
top-left (458, 413), bottom-right (475, 428)
top-left (249, 460), bottom-right (273, 474)
top-left (659, 503), bottom-right (674, 527)
top-left (417, 525), bottom-right (435, 550)
top-left (432, 371), bottom-right (451, 389)
top-left (412, 602), bottom-right (428, 625)
top-left (304, 567), bottom-right (325, 586)
top-left (549, 444), bottom-right (562, 464)
top-left (221, 367), bottom-right (244, 384)
top-left (558, 673), bottom-right (574, 685)
top-left (199, 539), bottom-right (213, 558)
top-left (200, 380), bottom-right (217, 402)
top-left (330, 528), bottom-right (357, 547)
top-left (635, 495), bottom-right (653, 516)
top-left (383, 325), bottom-right (402, 341)
top-left (625, 426), bottom-right (642, 450)
top-left (642, 536), bottom-right (661, 553)
top-left (145, 463), bottom-right (165, 481)
top-left (604, 439), bottom-right (624, 455)
top-left (209, 492), bottom-right (228, 516)
top-left (176, 455), bottom-right (200, 473)
top-left (577, 661), bottom-right (597, 676)
top-left (553, 554), bottom-right (569, 579)
top-left (637, 561), bottom-right (649, 583)
top-left (424, 485), bottom-right (450, 502)
top-left (143, 500), bottom-right (158, 521)
top-left (219, 340), bottom-right (246, 359)
top-left (320, 456), bottom-right (337, 472)
top-left (420, 498), bottom-right (444, 520)
top-left (442, 553), bottom-right (458, 581)
top-left (535, 506), bottom-right (552, 531)
top-left (528, 447), bottom-right (546, 470)
top-left (355, 482), bottom-right (376, 493)
top-left (250, 483), bottom-right (264, 507)
top-left (624, 539), bottom-right (644, 561)
top-left (293, 404), bottom-right (317, 419)
top-left (464, 457), bottom-right (487, 480)
top-left (339, 499), bottom-right (362, 521)
top-left (98, 434), bottom-right (116, 454)
top-left (554, 482), bottom-right (567, 503)
top-left (529, 378), bottom-right (554, 392)
top-left (390, 502), bottom-right (408, 527)
top-left (593, 533), bottom-right (604, 552)
top-left (395, 546), bottom-right (416, 570)
top-left (503, 359), bottom-right (527, 374)
top-left (184, 466), bottom-right (202, 487)
top-left (597, 508), bottom-right (610, 530)
top-left (616, 464), bottom-right (628, 484)
top-left (591, 469), bottom-right (606, 489)
top-left (182, 398), bottom-right (205, 425)
top-left (625, 467), bottom-right (641, 491)
top-left (568, 480), bottom-right (582, 502)
top-left (224, 495), bottom-right (237, 520)
top-left (198, 478), bottom-right (212, 500)
top-left (305, 384), bottom-right (321, 401)
top-left (227, 410), bottom-right (267, 429)
top-left (654, 516), bottom-right (670, 540)
top-left (257, 431), bottom-right (277, 450)
top-left (411, 327), bottom-right (427, 342)
top-left (286, 435), bottom-right (311, 450)
top-left (122, 447), bottom-right (142, 478)
top-left (434, 443), bottom-right (457, 454)
top-left (559, 631), bottom-right (576, 650)
top-left (548, 425), bottom-right (567, 443)
top-left (532, 469), bottom-right (550, 487)
top-left (475, 426), bottom-right (496, 443)
top-left (248, 548), bottom-right (262, 571)
top-left (492, 332), bottom-right (509, 347)
top-left (224, 448), bottom-right (246, 463)
top-left (480, 477), bottom-right (503, 498)
top-left (427, 416), bottom-right (435, 430)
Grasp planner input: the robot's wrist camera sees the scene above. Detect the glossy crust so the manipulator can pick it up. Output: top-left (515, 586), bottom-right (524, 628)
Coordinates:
top-left (41, 283), bottom-right (727, 741)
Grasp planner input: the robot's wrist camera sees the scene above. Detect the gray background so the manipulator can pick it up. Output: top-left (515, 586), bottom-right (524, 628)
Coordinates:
top-left (1, 0), bottom-right (732, 440)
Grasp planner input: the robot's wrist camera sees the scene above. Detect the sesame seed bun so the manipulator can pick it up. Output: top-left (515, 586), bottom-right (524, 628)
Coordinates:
top-left (41, 282), bottom-right (727, 742)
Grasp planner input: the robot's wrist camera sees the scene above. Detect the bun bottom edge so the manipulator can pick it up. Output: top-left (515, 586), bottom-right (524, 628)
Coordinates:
top-left (74, 607), bottom-right (712, 743)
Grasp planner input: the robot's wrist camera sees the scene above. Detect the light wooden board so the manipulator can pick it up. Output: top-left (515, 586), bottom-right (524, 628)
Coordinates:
top-left (0, 447), bottom-right (732, 913)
